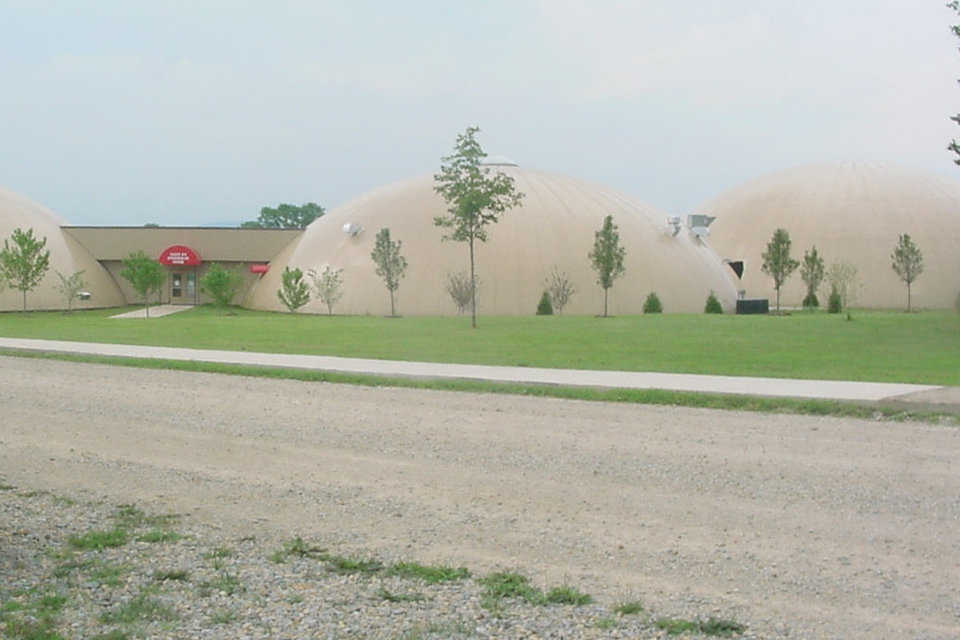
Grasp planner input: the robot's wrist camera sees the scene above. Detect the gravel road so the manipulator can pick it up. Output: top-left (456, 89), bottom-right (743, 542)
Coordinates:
top-left (1, 355), bottom-right (958, 639)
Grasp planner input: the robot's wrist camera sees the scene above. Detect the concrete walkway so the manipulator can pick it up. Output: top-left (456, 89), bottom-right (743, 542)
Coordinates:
top-left (0, 336), bottom-right (949, 405)
top-left (110, 305), bottom-right (195, 319)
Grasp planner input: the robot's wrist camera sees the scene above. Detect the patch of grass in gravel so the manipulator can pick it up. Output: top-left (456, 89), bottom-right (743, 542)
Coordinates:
top-left (114, 504), bottom-right (179, 530)
top-left (377, 587), bottom-right (425, 603)
top-left (323, 554), bottom-right (385, 575)
top-left (91, 563), bottom-right (130, 587)
top-left (209, 608), bottom-right (238, 625)
top-left (68, 528), bottom-right (128, 551)
top-left (479, 572), bottom-right (545, 606)
top-left (0, 482), bottom-right (16, 491)
top-left (594, 615), bottom-right (617, 629)
top-left (387, 562), bottom-right (470, 584)
top-left (153, 570), bottom-right (189, 582)
top-left (544, 585), bottom-right (593, 605)
top-left (270, 536), bottom-right (327, 563)
top-left (656, 616), bottom-right (746, 637)
top-left (99, 592), bottom-right (178, 625)
top-left (614, 600), bottom-right (645, 615)
top-left (399, 619), bottom-right (476, 639)
top-left (0, 590), bottom-right (68, 640)
top-left (136, 529), bottom-right (182, 544)
top-left (199, 573), bottom-right (244, 596)
top-left (204, 546), bottom-right (234, 560)
top-left (89, 631), bottom-right (129, 640)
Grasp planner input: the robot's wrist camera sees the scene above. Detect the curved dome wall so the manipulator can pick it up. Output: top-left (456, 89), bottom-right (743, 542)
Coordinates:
top-left (702, 164), bottom-right (960, 309)
top-left (248, 167), bottom-right (739, 315)
top-left (0, 187), bottom-right (125, 311)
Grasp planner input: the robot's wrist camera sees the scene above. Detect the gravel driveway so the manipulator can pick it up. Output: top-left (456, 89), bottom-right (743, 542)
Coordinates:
top-left (1, 355), bottom-right (958, 639)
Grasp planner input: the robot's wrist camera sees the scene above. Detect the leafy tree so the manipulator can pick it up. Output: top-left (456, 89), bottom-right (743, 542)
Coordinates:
top-left (308, 265), bottom-right (344, 315)
top-left (704, 290), bottom-right (722, 314)
top-left (588, 215), bottom-right (626, 317)
top-left (245, 203), bottom-right (324, 229)
top-left (434, 126), bottom-right (524, 328)
top-left (120, 250), bottom-right (166, 318)
top-left (827, 288), bottom-right (842, 314)
top-left (536, 291), bottom-right (553, 315)
top-left (949, 2), bottom-right (960, 164)
top-left (760, 228), bottom-right (799, 313)
top-left (200, 263), bottom-right (244, 313)
top-left (277, 266), bottom-right (311, 312)
top-left (370, 228), bottom-right (408, 317)
top-left (891, 233), bottom-right (924, 312)
top-left (800, 246), bottom-right (826, 309)
top-left (445, 271), bottom-right (477, 315)
top-left (0, 227), bottom-right (51, 311)
top-left (643, 292), bottom-right (663, 314)
top-left (826, 261), bottom-right (860, 311)
top-left (544, 266), bottom-right (575, 314)
top-left (54, 270), bottom-right (86, 313)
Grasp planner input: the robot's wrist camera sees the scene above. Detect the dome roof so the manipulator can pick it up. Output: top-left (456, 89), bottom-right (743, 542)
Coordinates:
top-left (702, 163), bottom-right (960, 309)
top-left (247, 167), bottom-right (739, 315)
top-left (0, 187), bottom-right (124, 310)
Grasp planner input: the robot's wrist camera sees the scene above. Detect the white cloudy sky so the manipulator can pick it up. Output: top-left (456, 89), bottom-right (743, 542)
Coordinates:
top-left (1, 1), bottom-right (958, 225)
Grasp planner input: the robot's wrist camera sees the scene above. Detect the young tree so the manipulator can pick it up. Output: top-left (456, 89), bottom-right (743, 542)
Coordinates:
top-left (826, 261), bottom-right (861, 311)
top-left (588, 215), bottom-right (626, 317)
top-left (307, 265), bottom-right (344, 315)
top-left (445, 271), bottom-right (477, 315)
top-left (434, 126), bottom-right (524, 328)
top-left (891, 233), bottom-right (924, 312)
top-left (120, 250), bottom-right (166, 318)
top-left (800, 246), bottom-right (826, 309)
top-left (243, 202), bottom-right (325, 229)
top-left (544, 266), bottom-right (576, 314)
top-left (277, 266), bottom-right (311, 312)
top-left (949, 2), bottom-right (960, 164)
top-left (370, 228), bottom-right (408, 317)
top-left (200, 263), bottom-right (244, 313)
top-left (0, 227), bottom-right (51, 311)
top-left (761, 228), bottom-right (799, 313)
top-left (54, 270), bottom-right (86, 313)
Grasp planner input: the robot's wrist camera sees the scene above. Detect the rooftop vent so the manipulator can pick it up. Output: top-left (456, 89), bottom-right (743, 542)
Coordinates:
top-left (480, 154), bottom-right (519, 167)
top-left (342, 222), bottom-right (363, 237)
top-left (666, 216), bottom-right (682, 236)
top-left (687, 214), bottom-right (716, 240)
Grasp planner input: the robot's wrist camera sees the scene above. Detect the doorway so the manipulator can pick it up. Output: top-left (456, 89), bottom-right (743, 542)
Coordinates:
top-left (170, 270), bottom-right (198, 305)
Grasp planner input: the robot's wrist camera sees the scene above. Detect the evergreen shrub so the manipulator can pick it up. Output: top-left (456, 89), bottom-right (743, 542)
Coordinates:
top-left (643, 292), bottom-right (663, 314)
top-left (536, 291), bottom-right (553, 315)
top-left (704, 291), bottom-right (722, 314)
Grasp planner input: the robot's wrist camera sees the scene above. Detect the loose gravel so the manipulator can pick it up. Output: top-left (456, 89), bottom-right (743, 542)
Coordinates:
top-left (2, 355), bottom-right (959, 639)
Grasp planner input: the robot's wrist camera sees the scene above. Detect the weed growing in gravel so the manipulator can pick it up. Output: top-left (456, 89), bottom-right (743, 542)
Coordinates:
top-left (544, 585), bottom-right (593, 605)
top-left (270, 536), bottom-right (327, 563)
top-left (377, 587), bottom-right (425, 603)
top-left (209, 608), bottom-right (238, 624)
top-left (479, 572), bottom-right (545, 606)
top-left (205, 546), bottom-right (234, 560)
top-left (91, 563), bottom-right (130, 587)
top-left (51, 554), bottom-right (95, 578)
top-left (286, 594), bottom-right (304, 605)
top-left (0, 482), bottom-right (16, 491)
top-left (68, 528), bottom-right (128, 551)
top-left (387, 562), bottom-right (470, 584)
top-left (614, 600), bottom-right (644, 615)
top-left (594, 616), bottom-right (617, 629)
top-left (89, 631), bottom-right (129, 640)
top-left (323, 554), bottom-right (384, 575)
top-left (100, 592), bottom-right (178, 624)
top-left (200, 573), bottom-right (244, 596)
top-left (137, 529), bottom-right (182, 544)
top-left (0, 589), bottom-right (68, 640)
top-left (153, 570), bottom-right (189, 582)
top-left (656, 617), bottom-right (745, 637)
top-left (114, 504), bottom-right (179, 530)
top-left (398, 619), bottom-right (475, 640)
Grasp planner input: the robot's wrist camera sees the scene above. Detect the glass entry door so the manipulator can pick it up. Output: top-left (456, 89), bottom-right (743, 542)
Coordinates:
top-left (171, 273), bottom-right (183, 300)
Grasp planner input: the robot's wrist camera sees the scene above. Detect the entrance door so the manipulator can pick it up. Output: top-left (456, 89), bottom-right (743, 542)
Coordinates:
top-left (171, 272), bottom-right (183, 301)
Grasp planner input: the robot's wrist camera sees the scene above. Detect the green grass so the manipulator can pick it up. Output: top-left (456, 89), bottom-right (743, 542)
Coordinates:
top-left (99, 593), bottom-right (177, 624)
top-left (376, 587), bottom-right (425, 603)
top-left (655, 617), bottom-right (746, 637)
top-left (386, 562), bottom-right (470, 584)
top-left (136, 529), bottom-right (182, 544)
top-left (114, 504), bottom-right (179, 530)
top-left (322, 554), bottom-right (384, 575)
top-left (1, 306), bottom-right (957, 385)
top-left (479, 572), bottom-right (545, 606)
top-left (0, 590), bottom-right (68, 640)
top-left (544, 585), bottom-right (593, 605)
top-left (614, 600), bottom-right (645, 615)
top-left (153, 569), bottom-right (189, 582)
top-left (67, 529), bottom-right (128, 551)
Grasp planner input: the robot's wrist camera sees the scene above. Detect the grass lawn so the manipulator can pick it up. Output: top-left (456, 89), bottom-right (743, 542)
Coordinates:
top-left (0, 306), bottom-right (957, 386)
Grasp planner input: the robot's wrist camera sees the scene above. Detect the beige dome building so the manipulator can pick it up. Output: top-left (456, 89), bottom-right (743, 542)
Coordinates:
top-left (702, 164), bottom-right (960, 309)
top-left (0, 187), bottom-right (124, 311)
top-left (247, 163), bottom-right (740, 315)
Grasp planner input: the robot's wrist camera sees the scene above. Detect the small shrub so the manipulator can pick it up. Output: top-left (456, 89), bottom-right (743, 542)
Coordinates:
top-left (827, 288), bottom-right (842, 314)
top-left (614, 600), bottom-right (644, 615)
top-left (704, 291), bottom-right (722, 314)
top-left (536, 291), bottom-right (553, 315)
top-left (643, 292), bottom-right (662, 314)
top-left (802, 292), bottom-right (819, 309)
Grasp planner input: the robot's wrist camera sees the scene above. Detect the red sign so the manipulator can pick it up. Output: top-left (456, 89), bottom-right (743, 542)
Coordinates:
top-left (158, 245), bottom-right (202, 266)
top-left (250, 264), bottom-right (269, 274)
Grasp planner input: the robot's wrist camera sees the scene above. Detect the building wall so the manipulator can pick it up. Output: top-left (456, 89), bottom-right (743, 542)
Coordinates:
top-left (99, 260), bottom-right (266, 306)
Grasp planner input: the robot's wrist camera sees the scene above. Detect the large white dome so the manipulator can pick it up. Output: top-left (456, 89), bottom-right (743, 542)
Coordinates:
top-left (248, 166), bottom-right (739, 315)
top-left (702, 163), bottom-right (960, 309)
top-left (0, 187), bottom-right (124, 311)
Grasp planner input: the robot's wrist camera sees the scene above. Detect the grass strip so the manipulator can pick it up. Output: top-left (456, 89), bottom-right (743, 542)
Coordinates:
top-left (0, 348), bottom-right (954, 425)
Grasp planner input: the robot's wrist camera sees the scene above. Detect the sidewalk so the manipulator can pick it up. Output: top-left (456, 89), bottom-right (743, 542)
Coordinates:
top-left (0, 337), bottom-right (949, 405)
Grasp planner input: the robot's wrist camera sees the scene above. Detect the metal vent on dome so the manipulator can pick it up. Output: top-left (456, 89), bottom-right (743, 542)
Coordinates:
top-left (342, 222), bottom-right (363, 237)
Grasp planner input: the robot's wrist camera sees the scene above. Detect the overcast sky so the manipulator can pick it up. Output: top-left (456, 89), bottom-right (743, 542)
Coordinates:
top-left (1, 1), bottom-right (958, 225)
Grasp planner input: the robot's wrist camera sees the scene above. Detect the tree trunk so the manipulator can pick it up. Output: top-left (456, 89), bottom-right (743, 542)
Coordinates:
top-left (907, 282), bottom-right (911, 313)
top-left (603, 287), bottom-right (608, 317)
top-left (469, 236), bottom-right (477, 329)
top-left (776, 286), bottom-right (781, 313)
top-left (390, 289), bottom-right (396, 317)
top-left (22, 290), bottom-right (26, 312)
